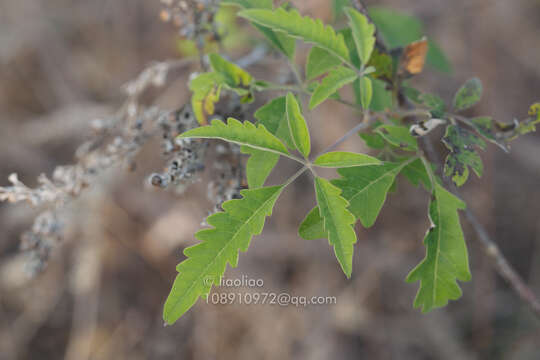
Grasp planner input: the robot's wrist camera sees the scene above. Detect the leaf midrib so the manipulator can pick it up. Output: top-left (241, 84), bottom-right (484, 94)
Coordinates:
top-left (165, 188), bottom-right (281, 319)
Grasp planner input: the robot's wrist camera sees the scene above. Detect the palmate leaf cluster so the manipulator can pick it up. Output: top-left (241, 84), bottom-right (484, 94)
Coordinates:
top-left (163, 1), bottom-right (540, 324)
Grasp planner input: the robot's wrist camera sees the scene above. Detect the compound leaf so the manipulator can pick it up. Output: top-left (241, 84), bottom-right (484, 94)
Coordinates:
top-left (344, 7), bottom-right (375, 66)
top-left (453, 78), bottom-right (482, 112)
top-left (163, 185), bottom-right (284, 324)
top-left (239, 8), bottom-right (350, 63)
top-left (300, 161), bottom-right (410, 239)
top-left (406, 184), bottom-right (471, 312)
top-left (179, 118), bottom-right (289, 156)
top-left (313, 151), bottom-right (381, 168)
top-left (286, 93), bottom-right (311, 158)
top-left (314, 177), bottom-right (357, 277)
top-left (309, 66), bottom-right (358, 109)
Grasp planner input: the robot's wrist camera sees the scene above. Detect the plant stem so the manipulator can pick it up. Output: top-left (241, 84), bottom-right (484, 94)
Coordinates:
top-left (318, 117), bottom-right (375, 156)
top-left (282, 166), bottom-right (308, 188)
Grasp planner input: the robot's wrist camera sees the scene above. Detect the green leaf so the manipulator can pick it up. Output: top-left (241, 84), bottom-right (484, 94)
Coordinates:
top-left (241, 147), bottom-right (279, 188)
top-left (419, 93), bottom-right (446, 118)
top-left (313, 151), bottom-right (381, 168)
top-left (375, 125), bottom-right (418, 151)
top-left (298, 207), bottom-right (327, 240)
top-left (314, 177), bottom-right (357, 277)
top-left (306, 47), bottom-right (342, 80)
top-left (453, 78), bottom-right (483, 112)
top-left (370, 78), bottom-right (393, 111)
top-left (179, 118), bottom-right (290, 156)
top-left (309, 66), bottom-right (358, 109)
top-left (333, 161), bottom-right (410, 227)
top-left (401, 158), bottom-right (433, 191)
top-left (301, 161), bottom-right (410, 238)
top-left (163, 185), bottom-right (284, 324)
top-left (359, 76), bottom-right (373, 110)
top-left (406, 184), bottom-right (471, 312)
top-left (223, 0), bottom-right (296, 59)
top-left (344, 7), bottom-right (376, 66)
top-left (360, 132), bottom-right (386, 149)
top-left (332, 0), bottom-right (351, 20)
top-left (239, 8), bottom-right (350, 63)
top-left (442, 125), bottom-right (485, 186)
top-left (254, 96), bottom-right (294, 149)
top-left (368, 7), bottom-right (422, 48)
top-left (286, 93), bottom-right (311, 158)
top-left (209, 53), bottom-right (253, 87)
top-left (256, 24), bottom-right (297, 59)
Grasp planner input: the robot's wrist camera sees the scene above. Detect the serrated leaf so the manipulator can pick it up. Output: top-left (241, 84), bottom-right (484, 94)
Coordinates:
top-left (209, 53), bottom-right (253, 87)
top-left (314, 151), bottom-right (381, 168)
top-left (286, 93), bottom-right (311, 158)
top-left (314, 177), bottom-right (357, 277)
top-left (359, 76), bottom-right (373, 110)
top-left (344, 7), bottom-right (375, 66)
top-left (309, 66), bottom-right (358, 109)
top-left (254, 96), bottom-right (294, 149)
top-left (239, 8), bottom-right (350, 63)
top-left (241, 147), bottom-right (279, 188)
top-left (298, 207), bottom-right (327, 240)
top-left (442, 125), bottom-right (485, 186)
top-left (306, 47), bottom-right (342, 80)
top-left (163, 185), bottom-right (284, 324)
top-left (453, 78), bottom-right (482, 112)
top-left (300, 161), bottom-right (410, 239)
top-left (406, 184), bottom-right (471, 312)
top-left (333, 161), bottom-right (410, 227)
top-left (375, 124), bottom-right (418, 151)
top-left (179, 118), bottom-right (289, 156)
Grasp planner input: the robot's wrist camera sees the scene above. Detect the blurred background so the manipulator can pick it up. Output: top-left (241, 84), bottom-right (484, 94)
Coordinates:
top-left (1, 0), bottom-right (540, 359)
